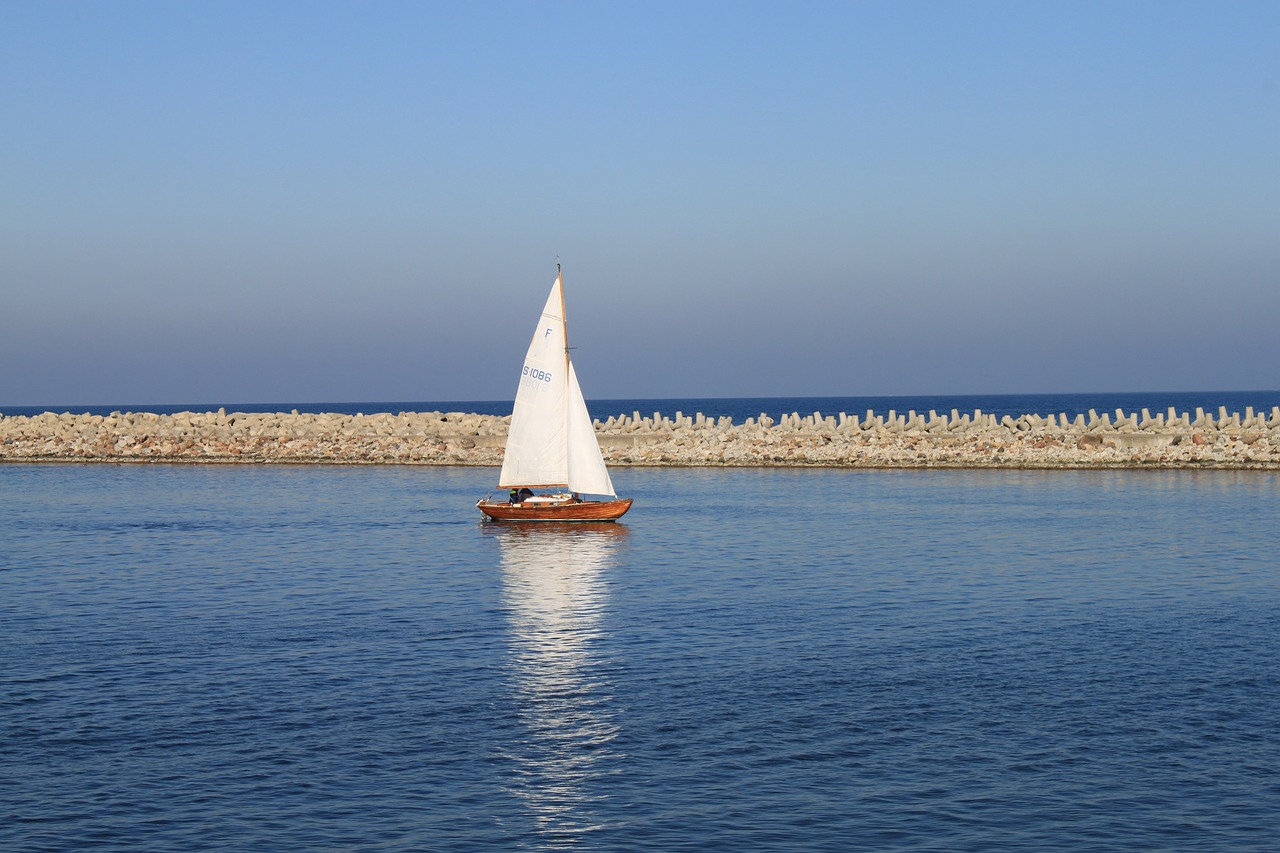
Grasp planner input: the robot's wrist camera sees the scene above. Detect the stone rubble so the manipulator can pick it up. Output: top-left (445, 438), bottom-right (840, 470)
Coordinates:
top-left (2, 406), bottom-right (1278, 469)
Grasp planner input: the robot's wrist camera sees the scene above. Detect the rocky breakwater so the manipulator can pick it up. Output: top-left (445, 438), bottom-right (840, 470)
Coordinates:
top-left (2, 405), bottom-right (1278, 469)
top-left (0, 409), bottom-right (508, 465)
top-left (593, 406), bottom-right (1280, 469)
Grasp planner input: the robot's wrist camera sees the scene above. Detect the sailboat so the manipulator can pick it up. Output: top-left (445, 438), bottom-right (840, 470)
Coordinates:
top-left (476, 266), bottom-right (633, 522)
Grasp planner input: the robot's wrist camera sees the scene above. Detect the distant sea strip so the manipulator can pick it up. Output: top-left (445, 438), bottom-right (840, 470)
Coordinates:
top-left (4, 391), bottom-right (1278, 422)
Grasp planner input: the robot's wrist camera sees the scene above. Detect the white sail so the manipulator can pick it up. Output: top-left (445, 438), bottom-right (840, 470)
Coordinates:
top-left (566, 360), bottom-right (616, 497)
top-left (498, 271), bottom-right (615, 497)
top-left (499, 276), bottom-right (570, 488)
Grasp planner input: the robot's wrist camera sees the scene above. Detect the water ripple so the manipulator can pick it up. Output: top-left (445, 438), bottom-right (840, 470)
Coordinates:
top-left (1, 465), bottom-right (1277, 850)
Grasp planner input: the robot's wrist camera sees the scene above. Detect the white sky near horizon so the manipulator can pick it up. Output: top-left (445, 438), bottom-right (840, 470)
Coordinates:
top-left (2, 1), bottom-right (1277, 407)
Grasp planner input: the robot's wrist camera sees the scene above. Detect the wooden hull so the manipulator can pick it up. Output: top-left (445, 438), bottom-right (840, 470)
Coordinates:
top-left (477, 498), bottom-right (633, 522)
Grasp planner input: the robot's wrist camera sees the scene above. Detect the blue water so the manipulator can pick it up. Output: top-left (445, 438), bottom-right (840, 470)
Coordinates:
top-left (2, 464), bottom-right (1278, 851)
top-left (4, 390), bottom-right (1279, 421)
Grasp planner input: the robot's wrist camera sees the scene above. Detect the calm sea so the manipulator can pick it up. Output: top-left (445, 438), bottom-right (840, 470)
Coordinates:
top-left (2, 463), bottom-right (1277, 851)
top-left (4, 390), bottom-right (1279, 421)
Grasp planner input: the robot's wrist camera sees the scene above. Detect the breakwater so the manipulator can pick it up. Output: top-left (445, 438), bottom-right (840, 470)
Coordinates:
top-left (3, 405), bottom-right (1278, 468)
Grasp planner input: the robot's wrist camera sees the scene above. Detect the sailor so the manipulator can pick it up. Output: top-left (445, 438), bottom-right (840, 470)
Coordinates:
top-left (509, 488), bottom-right (520, 504)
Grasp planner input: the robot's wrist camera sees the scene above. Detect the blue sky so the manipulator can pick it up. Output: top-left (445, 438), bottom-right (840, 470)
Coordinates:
top-left (3, 1), bottom-right (1276, 406)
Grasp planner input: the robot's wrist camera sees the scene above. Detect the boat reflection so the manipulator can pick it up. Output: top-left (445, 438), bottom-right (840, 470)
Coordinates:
top-left (488, 522), bottom-right (628, 845)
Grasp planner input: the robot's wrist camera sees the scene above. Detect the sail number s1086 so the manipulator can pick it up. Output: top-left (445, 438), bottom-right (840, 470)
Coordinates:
top-left (522, 365), bottom-right (554, 383)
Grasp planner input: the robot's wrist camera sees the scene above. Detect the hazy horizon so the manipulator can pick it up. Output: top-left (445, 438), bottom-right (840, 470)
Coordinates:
top-left (6, 388), bottom-right (1278, 416)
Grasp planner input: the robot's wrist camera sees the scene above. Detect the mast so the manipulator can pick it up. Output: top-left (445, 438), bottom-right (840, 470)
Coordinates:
top-left (559, 264), bottom-right (572, 488)
top-left (558, 264), bottom-right (572, 457)
top-left (558, 263), bottom-right (569, 378)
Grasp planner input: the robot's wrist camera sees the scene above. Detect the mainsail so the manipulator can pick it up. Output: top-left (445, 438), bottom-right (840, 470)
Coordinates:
top-left (498, 272), bottom-right (616, 497)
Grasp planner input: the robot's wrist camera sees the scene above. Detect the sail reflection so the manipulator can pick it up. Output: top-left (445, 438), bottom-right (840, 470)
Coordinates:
top-left (490, 522), bottom-right (627, 845)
